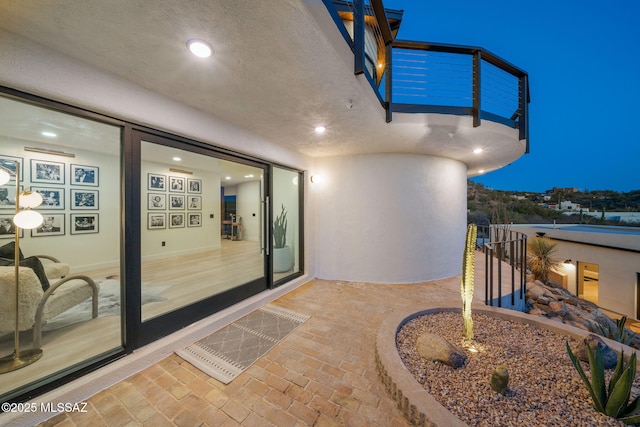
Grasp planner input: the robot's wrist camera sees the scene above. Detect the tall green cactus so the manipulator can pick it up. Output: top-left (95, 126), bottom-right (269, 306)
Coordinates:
top-left (461, 224), bottom-right (477, 340)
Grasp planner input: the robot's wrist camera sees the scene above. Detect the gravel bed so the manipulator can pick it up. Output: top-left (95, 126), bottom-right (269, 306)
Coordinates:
top-left (396, 311), bottom-right (639, 427)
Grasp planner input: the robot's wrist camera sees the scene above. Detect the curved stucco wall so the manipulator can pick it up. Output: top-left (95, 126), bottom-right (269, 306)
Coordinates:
top-left (313, 153), bottom-right (467, 283)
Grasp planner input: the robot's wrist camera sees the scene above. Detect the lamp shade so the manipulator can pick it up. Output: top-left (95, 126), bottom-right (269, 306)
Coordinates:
top-left (0, 168), bottom-right (10, 186)
top-left (13, 210), bottom-right (44, 229)
top-left (18, 191), bottom-right (43, 209)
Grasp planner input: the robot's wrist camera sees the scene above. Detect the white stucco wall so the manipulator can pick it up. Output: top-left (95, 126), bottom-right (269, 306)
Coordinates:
top-left (313, 153), bottom-right (467, 283)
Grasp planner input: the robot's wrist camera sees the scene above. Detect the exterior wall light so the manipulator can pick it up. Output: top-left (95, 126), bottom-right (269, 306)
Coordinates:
top-left (310, 175), bottom-right (322, 184)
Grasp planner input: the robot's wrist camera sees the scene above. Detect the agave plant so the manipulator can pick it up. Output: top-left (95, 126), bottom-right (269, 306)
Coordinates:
top-left (527, 237), bottom-right (562, 283)
top-left (566, 341), bottom-right (640, 424)
top-left (273, 204), bottom-right (288, 249)
top-left (595, 316), bottom-right (635, 346)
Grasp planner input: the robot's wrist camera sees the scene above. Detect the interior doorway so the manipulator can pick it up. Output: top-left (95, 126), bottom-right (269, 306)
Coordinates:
top-left (577, 261), bottom-right (599, 305)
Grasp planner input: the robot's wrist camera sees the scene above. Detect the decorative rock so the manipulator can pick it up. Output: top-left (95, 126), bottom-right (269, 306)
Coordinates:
top-left (574, 334), bottom-right (618, 369)
top-left (525, 280), bottom-right (640, 350)
top-left (416, 333), bottom-right (467, 368)
top-left (490, 365), bottom-right (509, 395)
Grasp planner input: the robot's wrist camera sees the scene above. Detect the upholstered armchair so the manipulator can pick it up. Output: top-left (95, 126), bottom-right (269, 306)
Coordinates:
top-left (0, 266), bottom-right (99, 350)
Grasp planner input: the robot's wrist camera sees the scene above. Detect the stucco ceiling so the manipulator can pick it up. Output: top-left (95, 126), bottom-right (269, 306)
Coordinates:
top-left (0, 0), bottom-right (526, 176)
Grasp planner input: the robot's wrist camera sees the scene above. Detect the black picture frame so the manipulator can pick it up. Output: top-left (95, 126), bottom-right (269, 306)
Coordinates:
top-left (187, 195), bottom-right (202, 210)
top-left (147, 193), bottom-right (166, 210)
top-left (169, 176), bottom-right (185, 193)
top-left (148, 173), bottom-right (166, 191)
top-left (169, 213), bottom-right (185, 228)
top-left (31, 213), bottom-right (65, 237)
top-left (0, 155), bottom-right (24, 182)
top-left (0, 185), bottom-right (23, 210)
top-left (70, 164), bottom-right (99, 187)
top-left (70, 213), bottom-right (99, 234)
top-left (32, 186), bottom-right (65, 210)
top-left (31, 159), bottom-right (65, 185)
top-left (148, 213), bottom-right (166, 230)
top-left (0, 214), bottom-right (22, 239)
top-left (187, 213), bottom-right (202, 227)
top-left (187, 178), bottom-right (202, 194)
top-left (71, 189), bottom-right (99, 210)
top-left (169, 194), bottom-right (185, 210)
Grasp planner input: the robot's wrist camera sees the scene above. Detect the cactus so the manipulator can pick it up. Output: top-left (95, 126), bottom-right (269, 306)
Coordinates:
top-left (490, 365), bottom-right (509, 395)
top-left (461, 224), bottom-right (477, 340)
top-left (566, 341), bottom-right (640, 424)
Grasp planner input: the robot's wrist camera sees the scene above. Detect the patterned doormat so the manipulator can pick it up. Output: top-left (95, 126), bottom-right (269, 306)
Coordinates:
top-left (176, 304), bottom-right (310, 384)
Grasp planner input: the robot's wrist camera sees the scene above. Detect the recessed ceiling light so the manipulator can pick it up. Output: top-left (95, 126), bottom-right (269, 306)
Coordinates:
top-left (473, 148), bottom-right (483, 154)
top-left (41, 131), bottom-right (57, 138)
top-left (315, 126), bottom-right (326, 134)
top-left (187, 39), bottom-right (213, 58)
top-left (173, 156), bottom-right (181, 161)
top-left (478, 169), bottom-right (485, 174)
top-left (244, 174), bottom-right (254, 178)
top-left (225, 176), bottom-right (231, 180)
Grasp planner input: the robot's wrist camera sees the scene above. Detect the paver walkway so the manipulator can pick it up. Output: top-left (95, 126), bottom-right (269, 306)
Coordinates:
top-left (39, 277), bottom-right (465, 426)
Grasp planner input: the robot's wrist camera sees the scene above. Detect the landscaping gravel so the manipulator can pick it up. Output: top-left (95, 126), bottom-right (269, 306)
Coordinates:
top-left (396, 311), bottom-right (640, 426)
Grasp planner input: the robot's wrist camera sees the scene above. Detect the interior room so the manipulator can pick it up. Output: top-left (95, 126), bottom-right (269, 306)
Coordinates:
top-left (0, 94), bottom-right (302, 400)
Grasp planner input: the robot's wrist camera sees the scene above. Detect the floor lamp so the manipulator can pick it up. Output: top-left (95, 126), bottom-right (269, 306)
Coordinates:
top-left (0, 161), bottom-right (45, 374)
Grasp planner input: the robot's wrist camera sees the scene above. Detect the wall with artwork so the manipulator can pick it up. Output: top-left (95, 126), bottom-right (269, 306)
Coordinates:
top-left (141, 160), bottom-right (221, 260)
top-left (0, 138), bottom-right (120, 273)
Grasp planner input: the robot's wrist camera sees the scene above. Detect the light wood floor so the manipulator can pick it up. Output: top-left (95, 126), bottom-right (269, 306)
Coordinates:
top-left (0, 239), bottom-right (293, 399)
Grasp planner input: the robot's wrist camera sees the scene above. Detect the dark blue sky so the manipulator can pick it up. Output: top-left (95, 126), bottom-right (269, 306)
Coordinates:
top-left (383, 0), bottom-right (639, 193)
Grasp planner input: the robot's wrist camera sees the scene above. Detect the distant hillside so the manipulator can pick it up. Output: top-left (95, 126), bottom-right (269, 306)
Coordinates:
top-left (467, 181), bottom-right (640, 226)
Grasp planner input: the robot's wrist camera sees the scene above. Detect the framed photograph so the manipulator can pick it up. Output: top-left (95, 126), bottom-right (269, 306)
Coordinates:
top-left (71, 189), bottom-right (99, 209)
top-left (169, 213), bottom-right (185, 228)
top-left (187, 195), bottom-right (202, 210)
top-left (147, 173), bottom-right (166, 191)
top-left (0, 185), bottom-right (22, 210)
top-left (31, 159), bottom-right (65, 185)
top-left (31, 214), bottom-right (65, 237)
top-left (0, 215), bottom-right (22, 239)
top-left (169, 176), bottom-right (185, 193)
top-left (70, 164), bottom-right (99, 187)
top-left (187, 212), bottom-right (202, 227)
top-left (0, 155), bottom-right (24, 182)
top-left (32, 186), bottom-right (65, 210)
top-left (187, 178), bottom-right (202, 194)
top-left (70, 213), bottom-right (99, 234)
top-left (147, 193), bottom-right (166, 210)
top-left (148, 213), bottom-right (166, 230)
top-left (169, 194), bottom-right (185, 210)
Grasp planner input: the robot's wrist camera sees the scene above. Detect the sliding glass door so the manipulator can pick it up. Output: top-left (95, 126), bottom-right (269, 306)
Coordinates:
top-left (133, 131), bottom-right (269, 346)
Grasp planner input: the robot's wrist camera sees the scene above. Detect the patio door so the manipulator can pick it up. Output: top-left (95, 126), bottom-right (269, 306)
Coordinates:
top-left (128, 130), bottom-right (269, 347)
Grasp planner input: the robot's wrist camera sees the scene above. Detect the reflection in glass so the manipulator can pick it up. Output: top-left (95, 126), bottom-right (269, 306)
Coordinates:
top-left (140, 142), bottom-right (265, 321)
top-left (0, 94), bottom-right (121, 401)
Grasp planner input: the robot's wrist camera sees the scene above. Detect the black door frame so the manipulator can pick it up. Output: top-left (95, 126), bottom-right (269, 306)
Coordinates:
top-left (127, 129), bottom-right (272, 348)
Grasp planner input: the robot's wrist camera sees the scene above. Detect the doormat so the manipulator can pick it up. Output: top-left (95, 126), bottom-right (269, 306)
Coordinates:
top-left (176, 304), bottom-right (310, 384)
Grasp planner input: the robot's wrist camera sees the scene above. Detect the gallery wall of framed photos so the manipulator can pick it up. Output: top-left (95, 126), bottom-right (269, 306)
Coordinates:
top-left (0, 156), bottom-right (101, 238)
top-left (146, 172), bottom-right (203, 231)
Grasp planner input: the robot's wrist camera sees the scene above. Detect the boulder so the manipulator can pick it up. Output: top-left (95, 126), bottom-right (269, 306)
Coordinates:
top-left (574, 334), bottom-right (618, 369)
top-left (416, 333), bottom-right (467, 368)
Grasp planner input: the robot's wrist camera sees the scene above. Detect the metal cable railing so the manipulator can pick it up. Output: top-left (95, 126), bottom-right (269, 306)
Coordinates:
top-left (323, 0), bottom-right (530, 147)
top-left (477, 225), bottom-right (528, 309)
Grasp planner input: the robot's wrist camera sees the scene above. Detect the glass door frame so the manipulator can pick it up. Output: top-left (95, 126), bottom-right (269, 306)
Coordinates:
top-left (127, 128), bottom-right (272, 348)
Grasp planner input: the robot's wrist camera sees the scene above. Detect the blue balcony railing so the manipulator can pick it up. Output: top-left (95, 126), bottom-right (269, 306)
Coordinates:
top-left (325, 0), bottom-right (530, 152)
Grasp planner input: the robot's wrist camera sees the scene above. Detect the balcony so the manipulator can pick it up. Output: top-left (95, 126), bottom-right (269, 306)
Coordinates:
top-left (325, 0), bottom-right (530, 170)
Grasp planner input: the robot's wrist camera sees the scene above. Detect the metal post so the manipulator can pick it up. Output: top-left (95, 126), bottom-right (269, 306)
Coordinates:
top-left (353, 0), bottom-right (365, 75)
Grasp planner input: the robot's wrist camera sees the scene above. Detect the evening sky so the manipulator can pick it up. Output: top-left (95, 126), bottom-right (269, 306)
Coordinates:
top-left (383, 0), bottom-right (639, 193)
